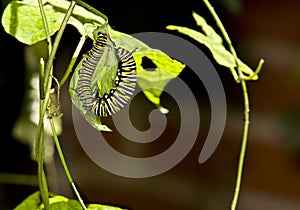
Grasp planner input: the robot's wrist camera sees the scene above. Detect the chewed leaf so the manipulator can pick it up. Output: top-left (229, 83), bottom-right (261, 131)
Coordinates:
top-left (134, 50), bottom-right (185, 109)
top-left (107, 27), bottom-right (185, 110)
top-left (84, 23), bottom-right (100, 39)
top-left (166, 11), bottom-right (258, 80)
top-left (70, 26), bottom-right (185, 131)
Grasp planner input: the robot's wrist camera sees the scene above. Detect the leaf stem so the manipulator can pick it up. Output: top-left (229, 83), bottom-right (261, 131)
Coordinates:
top-left (246, 58), bottom-right (264, 80)
top-left (73, 0), bottom-right (108, 23)
top-left (37, 0), bottom-right (52, 66)
top-left (49, 117), bottom-right (87, 210)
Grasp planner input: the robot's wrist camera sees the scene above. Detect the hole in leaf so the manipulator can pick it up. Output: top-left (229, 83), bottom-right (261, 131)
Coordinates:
top-left (141, 56), bottom-right (157, 71)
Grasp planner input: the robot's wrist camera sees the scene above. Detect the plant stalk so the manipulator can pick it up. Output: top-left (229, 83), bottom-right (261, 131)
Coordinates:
top-left (36, 58), bottom-right (50, 210)
top-left (49, 117), bottom-right (87, 210)
top-left (202, 1), bottom-right (251, 209)
top-left (43, 0), bottom-right (77, 93)
top-left (36, 0), bottom-right (53, 205)
top-left (73, 0), bottom-right (108, 23)
top-left (36, 1), bottom-right (76, 209)
top-left (230, 80), bottom-right (249, 210)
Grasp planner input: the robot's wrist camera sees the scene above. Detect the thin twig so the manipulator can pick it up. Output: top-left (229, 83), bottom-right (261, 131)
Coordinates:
top-left (245, 58), bottom-right (264, 81)
top-left (73, 0), bottom-right (108, 23)
top-left (49, 117), bottom-right (87, 210)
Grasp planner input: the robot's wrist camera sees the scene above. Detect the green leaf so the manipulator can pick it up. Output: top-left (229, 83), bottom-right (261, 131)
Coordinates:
top-left (166, 11), bottom-right (258, 80)
top-left (1, 1), bottom-right (64, 45)
top-left (40, 194), bottom-right (78, 209)
top-left (46, 195), bottom-right (126, 210)
top-left (47, 0), bottom-right (106, 35)
top-left (87, 204), bottom-right (125, 210)
top-left (48, 0), bottom-right (105, 25)
top-left (13, 191), bottom-right (126, 210)
top-left (48, 200), bottom-right (82, 210)
top-left (14, 191), bottom-right (41, 210)
top-left (134, 50), bottom-right (185, 111)
top-left (1, 0), bottom-right (106, 45)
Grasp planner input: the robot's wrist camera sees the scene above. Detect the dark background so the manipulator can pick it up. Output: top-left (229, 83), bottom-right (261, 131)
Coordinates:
top-left (1, 0), bottom-right (300, 209)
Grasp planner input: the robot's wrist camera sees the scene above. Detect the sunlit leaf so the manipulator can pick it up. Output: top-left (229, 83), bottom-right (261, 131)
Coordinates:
top-left (1, 1), bottom-right (64, 45)
top-left (87, 204), bottom-right (125, 210)
top-left (167, 11), bottom-right (258, 80)
top-left (13, 191), bottom-right (126, 210)
top-left (134, 50), bottom-right (185, 110)
top-left (48, 0), bottom-right (105, 25)
top-left (1, 0), bottom-right (106, 45)
top-left (41, 196), bottom-right (82, 210)
top-left (14, 191), bottom-right (40, 210)
top-left (48, 201), bottom-right (82, 210)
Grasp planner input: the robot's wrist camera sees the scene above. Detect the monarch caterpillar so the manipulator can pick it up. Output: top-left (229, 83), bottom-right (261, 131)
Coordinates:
top-left (77, 32), bottom-right (137, 117)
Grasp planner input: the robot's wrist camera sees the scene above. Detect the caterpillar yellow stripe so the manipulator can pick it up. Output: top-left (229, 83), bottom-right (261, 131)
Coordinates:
top-left (77, 33), bottom-right (137, 117)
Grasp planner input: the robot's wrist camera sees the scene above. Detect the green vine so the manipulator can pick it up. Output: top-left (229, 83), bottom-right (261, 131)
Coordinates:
top-left (49, 114), bottom-right (87, 210)
top-left (35, 1), bottom-right (76, 209)
top-left (201, 1), bottom-right (264, 209)
top-left (167, 0), bottom-right (264, 209)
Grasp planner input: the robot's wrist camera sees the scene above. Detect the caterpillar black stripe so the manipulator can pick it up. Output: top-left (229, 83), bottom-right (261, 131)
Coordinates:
top-left (77, 33), bottom-right (137, 117)
top-left (77, 33), bottom-right (108, 110)
top-left (92, 47), bottom-right (137, 116)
